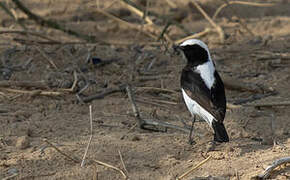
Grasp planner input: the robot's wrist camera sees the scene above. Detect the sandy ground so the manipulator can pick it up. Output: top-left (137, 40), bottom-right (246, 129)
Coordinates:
top-left (0, 0), bottom-right (290, 179)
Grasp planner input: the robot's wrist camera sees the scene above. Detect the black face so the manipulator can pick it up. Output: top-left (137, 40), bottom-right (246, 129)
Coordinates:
top-left (180, 44), bottom-right (209, 66)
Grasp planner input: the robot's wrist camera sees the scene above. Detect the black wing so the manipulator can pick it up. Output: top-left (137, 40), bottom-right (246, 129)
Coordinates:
top-left (181, 66), bottom-right (226, 122)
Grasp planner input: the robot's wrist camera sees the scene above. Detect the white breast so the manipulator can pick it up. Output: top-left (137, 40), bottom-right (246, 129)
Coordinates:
top-left (182, 89), bottom-right (215, 126)
top-left (195, 60), bottom-right (215, 89)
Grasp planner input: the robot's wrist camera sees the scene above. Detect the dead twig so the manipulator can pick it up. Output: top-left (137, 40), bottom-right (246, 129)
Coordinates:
top-left (0, 81), bottom-right (47, 88)
top-left (120, 0), bottom-right (172, 43)
top-left (43, 139), bottom-right (79, 163)
top-left (126, 85), bottom-right (144, 127)
top-left (61, 70), bottom-right (78, 92)
top-left (96, 8), bottom-right (157, 40)
top-left (118, 150), bottom-right (129, 177)
top-left (81, 105), bottom-right (93, 167)
top-left (246, 101), bottom-right (290, 107)
top-left (120, 0), bottom-right (153, 25)
top-left (135, 86), bottom-right (177, 94)
top-left (2, 173), bottom-right (19, 180)
top-left (177, 155), bottom-right (212, 180)
top-left (254, 157), bottom-right (290, 179)
top-left (227, 103), bottom-right (242, 109)
top-left (190, 1), bottom-right (225, 43)
top-left (0, 88), bottom-right (64, 96)
top-left (0, 30), bottom-right (60, 43)
top-left (81, 84), bottom-right (127, 103)
top-left (223, 75), bottom-right (266, 93)
top-left (120, 123), bottom-right (137, 140)
top-left (34, 46), bottom-right (58, 69)
top-left (219, 0), bottom-right (255, 36)
top-left (92, 160), bottom-right (128, 179)
top-left (213, 1), bottom-right (275, 20)
top-left (0, 2), bottom-right (26, 30)
top-left (44, 137), bottom-right (128, 179)
top-left (135, 98), bottom-right (170, 109)
top-left (234, 92), bottom-right (277, 105)
top-left (175, 28), bottom-right (213, 45)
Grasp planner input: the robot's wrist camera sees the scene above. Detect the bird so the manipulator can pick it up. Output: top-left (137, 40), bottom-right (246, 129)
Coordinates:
top-left (179, 39), bottom-right (229, 143)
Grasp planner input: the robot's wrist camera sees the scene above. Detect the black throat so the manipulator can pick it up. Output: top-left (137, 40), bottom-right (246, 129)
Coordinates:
top-left (181, 44), bottom-right (209, 67)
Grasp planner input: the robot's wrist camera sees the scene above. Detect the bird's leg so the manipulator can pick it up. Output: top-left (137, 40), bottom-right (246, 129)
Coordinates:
top-left (188, 115), bottom-right (196, 145)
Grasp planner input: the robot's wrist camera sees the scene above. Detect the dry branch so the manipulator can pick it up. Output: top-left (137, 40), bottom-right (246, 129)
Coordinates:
top-left (177, 155), bottom-right (212, 180)
top-left (213, 1), bottom-right (275, 20)
top-left (11, 0), bottom-right (97, 42)
top-left (254, 157), bottom-right (290, 179)
top-left (190, 1), bottom-right (224, 43)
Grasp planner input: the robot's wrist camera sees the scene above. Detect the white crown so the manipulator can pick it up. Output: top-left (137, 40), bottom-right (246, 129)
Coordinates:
top-left (180, 39), bottom-right (209, 52)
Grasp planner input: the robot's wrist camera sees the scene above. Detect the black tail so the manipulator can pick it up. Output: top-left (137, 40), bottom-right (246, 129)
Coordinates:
top-left (212, 121), bottom-right (229, 142)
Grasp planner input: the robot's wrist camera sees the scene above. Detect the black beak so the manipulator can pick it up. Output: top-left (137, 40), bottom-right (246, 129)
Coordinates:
top-left (172, 44), bottom-right (184, 55)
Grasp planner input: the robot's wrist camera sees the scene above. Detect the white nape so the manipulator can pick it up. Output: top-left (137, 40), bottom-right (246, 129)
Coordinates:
top-left (182, 89), bottom-right (215, 126)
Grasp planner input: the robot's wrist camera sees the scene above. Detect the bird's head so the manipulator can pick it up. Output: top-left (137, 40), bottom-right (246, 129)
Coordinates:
top-left (178, 39), bottom-right (210, 66)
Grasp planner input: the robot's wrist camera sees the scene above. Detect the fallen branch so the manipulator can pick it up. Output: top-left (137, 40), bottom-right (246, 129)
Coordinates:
top-left (190, 1), bottom-right (224, 43)
top-left (177, 155), bottom-right (212, 180)
top-left (254, 157), bottom-right (290, 179)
